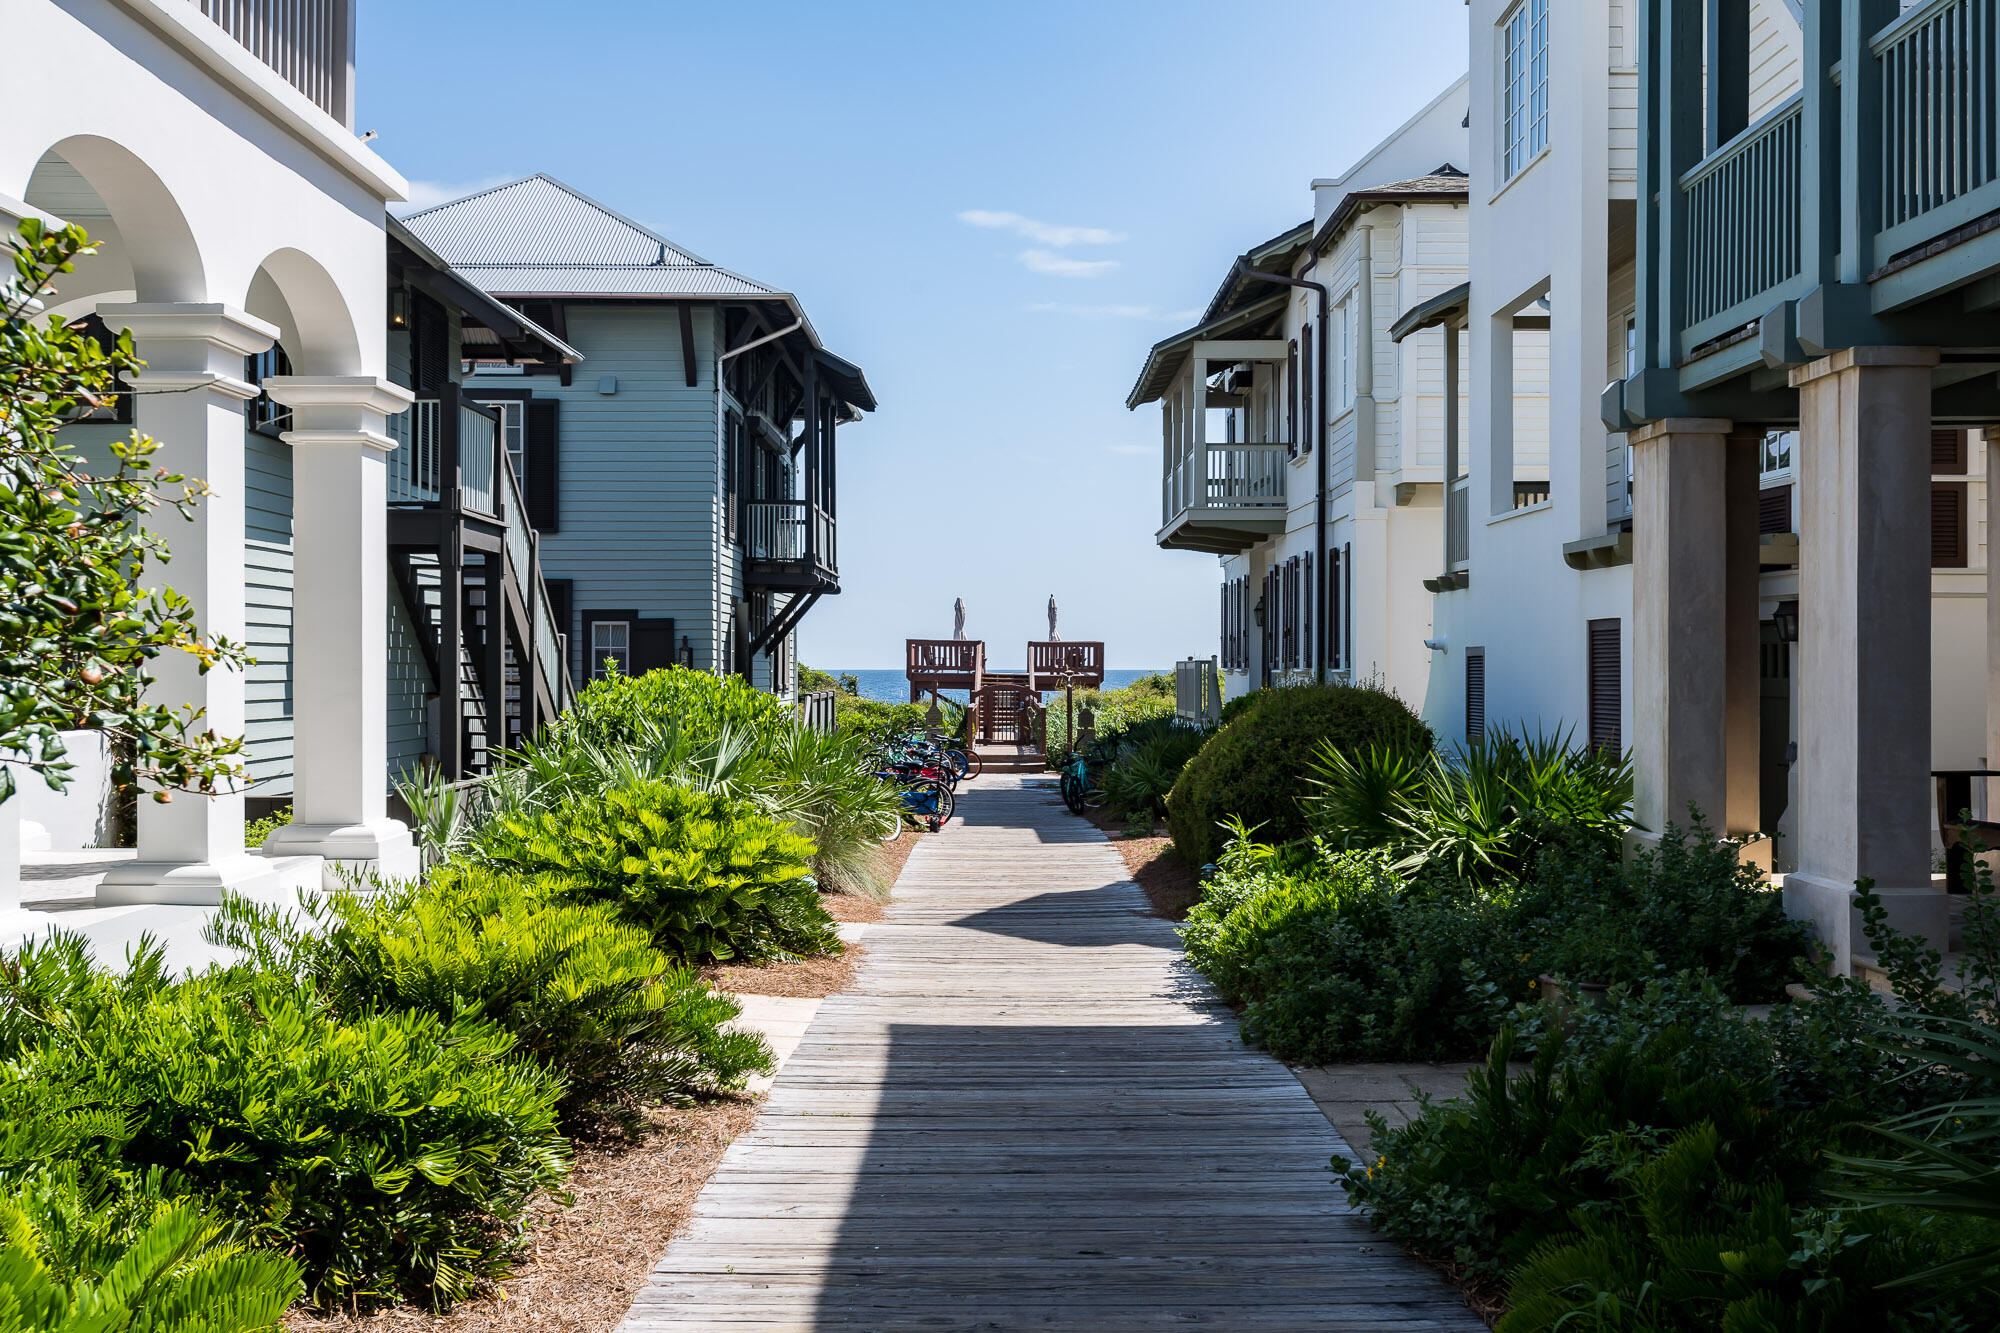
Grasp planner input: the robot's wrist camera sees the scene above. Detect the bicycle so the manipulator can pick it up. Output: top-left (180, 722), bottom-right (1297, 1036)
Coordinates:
top-left (1058, 748), bottom-right (1105, 815)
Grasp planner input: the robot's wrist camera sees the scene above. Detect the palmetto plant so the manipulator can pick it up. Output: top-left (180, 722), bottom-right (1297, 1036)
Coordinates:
top-left (1305, 727), bottom-right (1634, 883)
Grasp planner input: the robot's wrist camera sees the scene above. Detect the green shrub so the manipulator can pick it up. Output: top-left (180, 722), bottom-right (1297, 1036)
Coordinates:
top-left (555, 667), bottom-right (788, 751)
top-left (1044, 673), bottom-right (1176, 757)
top-left (1098, 718), bottom-right (1208, 821)
top-left (207, 867), bottom-right (771, 1132)
top-left (479, 779), bottom-right (836, 964)
top-left (1166, 684), bottom-right (1431, 867)
top-left (0, 954), bottom-right (568, 1309)
top-left (241, 806), bottom-right (289, 851)
top-left (1182, 836), bottom-right (1523, 1062)
top-left (0, 1164), bottom-right (302, 1332)
top-left (1305, 728), bottom-right (1632, 884)
top-left (758, 726), bottom-right (905, 899)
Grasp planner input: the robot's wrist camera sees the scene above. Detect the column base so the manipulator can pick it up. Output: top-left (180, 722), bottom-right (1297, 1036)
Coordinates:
top-left (261, 819), bottom-right (420, 891)
top-left (96, 853), bottom-right (284, 907)
top-left (1780, 871), bottom-right (1949, 975)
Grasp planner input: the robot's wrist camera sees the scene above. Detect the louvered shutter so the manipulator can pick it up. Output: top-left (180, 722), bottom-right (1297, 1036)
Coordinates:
top-left (1286, 340), bottom-right (1299, 458)
top-left (1300, 324), bottom-right (1315, 455)
top-left (1587, 619), bottom-right (1621, 753)
top-left (1302, 551), bottom-right (1313, 671)
top-left (1932, 429), bottom-right (1969, 475)
top-left (631, 618), bottom-right (677, 674)
top-left (1465, 648), bottom-right (1486, 742)
top-left (1933, 482), bottom-right (1969, 568)
top-left (1328, 546), bottom-right (1343, 670)
top-left (1343, 542), bottom-right (1354, 671)
top-left (1758, 484), bottom-right (1793, 535)
top-left (524, 398), bottom-right (561, 531)
top-left (411, 290), bottom-right (449, 393)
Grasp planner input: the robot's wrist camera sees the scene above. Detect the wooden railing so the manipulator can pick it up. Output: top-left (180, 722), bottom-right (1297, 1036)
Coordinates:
top-left (387, 398), bottom-right (440, 504)
top-left (198, 0), bottom-right (353, 125)
top-left (908, 639), bottom-right (983, 677)
top-left (1513, 479), bottom-right (1551, 510)
top-left (387, 395), bottom-right (500, 516)
top-left (1875, 0), bottom-right (2000, 259)
top-left (1163, 443), bottom-right (1287, 524)
top-left (1681, 93), bottom-right (1805, 347)
top-left (746, 500), bottom-right (837, 572)
top-left (797, 690), bottom-right (838, 733)
top-left (1027, 641), bottom-right (1104, 682)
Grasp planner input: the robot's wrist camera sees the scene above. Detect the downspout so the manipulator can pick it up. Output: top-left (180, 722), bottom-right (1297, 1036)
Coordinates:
top-left (1231, 256), bottom-right (1329, 684)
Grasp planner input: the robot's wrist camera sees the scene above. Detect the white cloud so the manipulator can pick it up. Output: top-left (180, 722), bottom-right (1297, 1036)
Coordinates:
top-left (1018, 249), bottom-right (1119, 278)
top-left (393, 175), bottom-right (516, 215)
top-left (1026, 302), bottom-right (1195, 320)
top-left (957, 209), bottom-right (1126, 247)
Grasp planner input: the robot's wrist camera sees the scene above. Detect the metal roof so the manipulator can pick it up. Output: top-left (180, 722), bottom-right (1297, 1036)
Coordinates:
top-left (401, 174), bottom-right (782, 300)
top-left (386, 215), bottom-right (584, 364)
top-left (1390, 281), bottom-right (1472, 343)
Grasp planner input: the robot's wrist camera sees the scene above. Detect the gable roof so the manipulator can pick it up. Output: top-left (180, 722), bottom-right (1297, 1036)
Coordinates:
top-left (1124, 221), bottom-right (1310, 410)
top-left (400, 174), bottom-right (783, 300)
top-left (1310, 165), bottom-right (1470, 257)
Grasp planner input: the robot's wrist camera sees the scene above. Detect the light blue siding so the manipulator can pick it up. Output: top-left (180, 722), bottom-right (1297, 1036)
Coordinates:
top-left (243, 430), bottom-right (293, 794)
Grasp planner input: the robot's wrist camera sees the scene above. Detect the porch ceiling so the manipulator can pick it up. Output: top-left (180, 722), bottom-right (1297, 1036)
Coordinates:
top-left (1155, 508), bottom-right (1285, 555)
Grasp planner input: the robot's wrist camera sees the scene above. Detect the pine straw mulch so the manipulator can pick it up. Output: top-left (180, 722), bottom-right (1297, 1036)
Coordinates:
top-left (286, 1097), bottom-right (763, 1333)
top-left (1085, 809), bottom-right (1204, 922)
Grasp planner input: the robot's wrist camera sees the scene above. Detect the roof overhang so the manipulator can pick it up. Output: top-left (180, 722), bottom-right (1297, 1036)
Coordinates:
top-left (1125, 292), bottom-right (1287, 409)
top-left (1310, 185), bottom-right (1469, 258)
top-left (1390, 281), bottom-right (1472, 343)
top-left (388, 216), bottom-right (584, 364)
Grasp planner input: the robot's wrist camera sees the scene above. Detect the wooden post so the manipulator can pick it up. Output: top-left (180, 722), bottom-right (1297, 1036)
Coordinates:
top-left (439, 530), bottom-right (464, 780)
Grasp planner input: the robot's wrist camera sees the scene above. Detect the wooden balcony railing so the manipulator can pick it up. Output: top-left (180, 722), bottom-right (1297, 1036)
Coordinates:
top-left (198, 0), bottom-right (354, 125)
top-left (746, 500), bottom-right (837, 573)
top-left (1681, 94), bottom-right (1806, 348)
top-left (1163, 443), bottom-right (1287, 525)
top-left (908, 639), bottom-right (983, 677)
top-left (1875, 0), bottom-right (2000, 258)
top-left (1513, 480), bottom-right (1551, 510)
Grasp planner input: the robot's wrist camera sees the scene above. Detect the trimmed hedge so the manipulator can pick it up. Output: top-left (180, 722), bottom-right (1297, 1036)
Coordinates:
top-left (1165, 684), bottom-right (1431, 866)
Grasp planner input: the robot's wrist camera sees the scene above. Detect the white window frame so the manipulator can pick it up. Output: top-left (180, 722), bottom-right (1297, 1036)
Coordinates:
top-left (589, 620), bottom-right (630, 680)
top-left (1334, 298), bottom-right (1354, 411)
top-left (1760, 429), bottom-right (1797, 483)
top-left (1501, 0), bottom-right (1550, 181)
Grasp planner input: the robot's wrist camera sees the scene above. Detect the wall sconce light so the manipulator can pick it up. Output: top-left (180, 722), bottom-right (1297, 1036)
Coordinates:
top-left (679, 634), bottom-right (695, 669)
top-left (1773, 599), bottom-right (1799, 644)
top-left (388, 287), bottom-right (408, 330)
top-left (1252, 598), bottom-right (1265, 628)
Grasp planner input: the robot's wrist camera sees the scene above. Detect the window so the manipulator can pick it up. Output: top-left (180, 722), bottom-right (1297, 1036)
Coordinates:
top-left (1334, 300), bottom-right (1353, 411)
top-left (589, 620), bottom-right (630, 680)
top-left (1624, 316), bottom-right (1639, 379)
top-left (1760, 429), bottom-right (1796, 481)
top-left (1501, 0), bottom-right (1550, 179)
top-left (1587, 620), bottom-right (1621, 754)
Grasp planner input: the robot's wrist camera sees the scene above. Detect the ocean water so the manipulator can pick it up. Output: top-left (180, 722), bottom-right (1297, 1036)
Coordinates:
top-left (827, 668), bottom-right (1165, 705)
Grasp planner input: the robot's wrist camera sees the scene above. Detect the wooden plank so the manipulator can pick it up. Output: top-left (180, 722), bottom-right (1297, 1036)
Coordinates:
top-left (612, 774), bottom-right (1483, 1331)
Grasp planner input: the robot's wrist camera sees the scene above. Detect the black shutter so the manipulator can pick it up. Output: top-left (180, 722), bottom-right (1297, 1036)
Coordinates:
top-left (1302, 551), bottom-right (1313, 671)
top-left (1329, 546), bottom-right (1343, 670)
top-left (1286, 339), bottom-right (1299, 458)
top-left (412, 290), bottom-right (449, 393)
top-left (1343, 542), bottom-right (1353, 672)
top-left (1758, 484), bottom-right (1793, 535)
top-left (1934, 482), bottom-right (1969, 568)
top-left (524, 398), bottom-right (561, 532)
top-left (1932, 428), bottom-right (1969, 475)
top-left (1465, 648), bottom-right (1486, 742)
top-left (1300, 323), bottom-right (1314, 455)
top-left (631, 618), bottom-right (677, 674)
top-left (543, 579), bottom-right (573, 655)
top-left (1587, 619), bottom-right (1621, 753)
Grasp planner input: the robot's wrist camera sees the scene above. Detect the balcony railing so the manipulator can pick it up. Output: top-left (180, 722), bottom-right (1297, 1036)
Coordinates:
top-left (1681, 93), bottom-right (1806, 348)
top-left (1875, 0), bottom-right (2000, 258)
top-left (1028, 641), bottom-right (1104, 685)
top-left (908, 639), bottom-right (983, 677)
top-left (745, 500), bottom-right (836, 572)
top-left (1163, 443), bottom-right (1288, 524)
top-left (198, 0), bottom-right (353, 125)
top-left (387, 395), bottom-right (500, 518)
top-left (459, 403), bottom-right (498, 516)
top-left (1513, 479), bottom-right (1551, 510)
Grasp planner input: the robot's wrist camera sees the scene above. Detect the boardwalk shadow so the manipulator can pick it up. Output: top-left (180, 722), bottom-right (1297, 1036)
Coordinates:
top-left (948, 882), bottom-right (1172, 950)
top-left (804, 1022), bottom-right (1473, 1330)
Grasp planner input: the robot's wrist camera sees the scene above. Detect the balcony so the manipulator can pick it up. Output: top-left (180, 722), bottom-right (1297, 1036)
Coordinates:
top-left (744, 500), bottom-right (838, 591)
top-left (1628, 0), bottom-right (2000, 410)
top-left (198, 0), bottom-right (354, 126)
top-left (1158, 442), bottom-right (1288, 554)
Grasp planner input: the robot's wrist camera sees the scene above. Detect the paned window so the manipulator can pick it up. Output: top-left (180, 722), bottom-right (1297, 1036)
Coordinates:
top-left (1501, 0), bottom-right (1550, 179)
top-left (590, 621), bottom-right (630, 680)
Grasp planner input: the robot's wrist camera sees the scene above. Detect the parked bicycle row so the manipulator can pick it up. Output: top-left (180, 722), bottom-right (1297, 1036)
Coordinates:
top-left (867, 730), bottom-right (977, 834)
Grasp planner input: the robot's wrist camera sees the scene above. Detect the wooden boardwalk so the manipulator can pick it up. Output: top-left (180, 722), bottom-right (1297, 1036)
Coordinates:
top-left (619, 775), bottom-right (1484, 1331)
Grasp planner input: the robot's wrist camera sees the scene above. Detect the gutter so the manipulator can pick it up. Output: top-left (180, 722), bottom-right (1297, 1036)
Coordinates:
top-left (1230, 256), bottom-right (1330, 684)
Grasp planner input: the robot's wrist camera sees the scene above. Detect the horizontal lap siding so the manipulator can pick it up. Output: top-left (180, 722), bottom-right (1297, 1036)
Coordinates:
top-left (518, 305), bottom-right (724, 682)
top-left (1748, 0), bottom-right (1804, 124)
top-left (244, 431), bottom-right (293, 796)
top-left (386, 575), bottom-right (431, 785)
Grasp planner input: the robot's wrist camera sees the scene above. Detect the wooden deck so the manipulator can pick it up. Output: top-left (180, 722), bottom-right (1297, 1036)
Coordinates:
top-left (618, 775), bottom-right (1483, 1331)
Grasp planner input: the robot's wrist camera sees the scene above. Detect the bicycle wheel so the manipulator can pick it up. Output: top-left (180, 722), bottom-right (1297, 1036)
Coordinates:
top-left (1061, 770), bottom-right (1086, 814)
top-left (873, 808), bottom-right (904, 843)
top-left (931, 781), bottom-right (956, 829)
top-left (960, 750), bottom-right (982, 778)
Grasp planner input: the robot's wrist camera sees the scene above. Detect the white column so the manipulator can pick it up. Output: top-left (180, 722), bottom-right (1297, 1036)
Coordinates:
top-left (258, 377), bottom-right (419, 887)
top-left (93, 305), bottom-right (280, 905)
top-left (1784, 347), bottom-right (1944, 971)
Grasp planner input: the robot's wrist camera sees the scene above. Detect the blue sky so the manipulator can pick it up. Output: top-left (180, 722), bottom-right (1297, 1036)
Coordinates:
top-left (359, 1), bottom-right (1468, 669)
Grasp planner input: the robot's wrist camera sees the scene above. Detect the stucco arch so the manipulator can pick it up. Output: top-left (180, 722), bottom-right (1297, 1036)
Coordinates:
top-left (242, 246), bottom-right (361, 376)
top-left (25, 136), bottom-right (205, 303)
